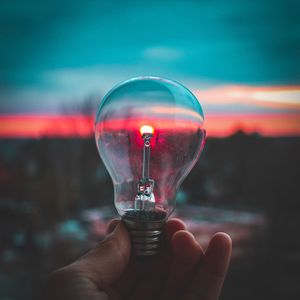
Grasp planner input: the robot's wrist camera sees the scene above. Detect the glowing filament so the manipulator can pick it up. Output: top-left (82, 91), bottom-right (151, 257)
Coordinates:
top-left (140, 125), bottom-right (154, 136)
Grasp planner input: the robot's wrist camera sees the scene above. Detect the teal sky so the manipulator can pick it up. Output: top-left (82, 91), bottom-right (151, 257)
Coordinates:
top-left (0, 0), bottom-right (299, 113)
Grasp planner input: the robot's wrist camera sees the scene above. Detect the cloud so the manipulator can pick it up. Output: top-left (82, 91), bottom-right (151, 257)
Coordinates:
top-left (143, 46), bottom-right (184, 61)
top-left (252, 90), bottom-right (300, 105)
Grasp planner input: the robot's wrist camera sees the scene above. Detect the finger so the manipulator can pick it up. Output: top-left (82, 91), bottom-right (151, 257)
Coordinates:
top-left (161, 230), bottom-right (204, 300)
top-left (185, 232), bottom-right (232, 300)
top-left (164, 218), bottom-right (187, 243)
top-left (73, 220), bottom-right (131, 289)
top-left (106, 218), bottom-right (120, 234)
top-left (43, 222), bottom-right (130, 300)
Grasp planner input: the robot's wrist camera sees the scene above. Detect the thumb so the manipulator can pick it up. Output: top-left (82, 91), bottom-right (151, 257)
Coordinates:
top-left (73, 220), bottom-right (131, 288)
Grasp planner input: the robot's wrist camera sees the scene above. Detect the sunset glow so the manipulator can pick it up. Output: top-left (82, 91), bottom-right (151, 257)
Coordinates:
top-left (1, 85), bottom-right (299, 138)
top-left (0, 115), bottom-right (94, 138)
top-left (0, 113), bottom-right (299, 138)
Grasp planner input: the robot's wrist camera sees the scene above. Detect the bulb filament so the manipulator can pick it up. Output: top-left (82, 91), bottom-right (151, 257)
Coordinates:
top-left (135, 126), bottom-right (155, 211)
top-left (142, 134), bottom-right (151, 179)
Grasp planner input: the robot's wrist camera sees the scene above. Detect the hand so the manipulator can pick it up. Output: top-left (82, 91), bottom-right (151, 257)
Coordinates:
top-left (43, 218), bottom-right (232, 300)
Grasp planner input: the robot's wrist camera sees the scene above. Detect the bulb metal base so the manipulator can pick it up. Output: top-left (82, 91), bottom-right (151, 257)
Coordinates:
top-left (122, 211), bottom-right (167, 256)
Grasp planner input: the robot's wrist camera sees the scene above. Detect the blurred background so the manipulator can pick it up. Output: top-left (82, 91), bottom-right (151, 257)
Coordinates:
top-left (0, 0), bottom-right (300, 299)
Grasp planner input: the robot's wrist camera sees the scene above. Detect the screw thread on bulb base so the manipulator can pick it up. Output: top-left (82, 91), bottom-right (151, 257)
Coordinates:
top-left (122, 213), bottom-right (166, 256)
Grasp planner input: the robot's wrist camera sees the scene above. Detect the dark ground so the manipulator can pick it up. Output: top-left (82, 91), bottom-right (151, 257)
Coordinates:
top-left (0, 132), bottom-right (300, 299)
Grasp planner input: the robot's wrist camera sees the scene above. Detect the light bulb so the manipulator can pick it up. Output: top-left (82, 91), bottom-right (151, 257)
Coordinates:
top-left (95, 76), bottom-right (205, 256)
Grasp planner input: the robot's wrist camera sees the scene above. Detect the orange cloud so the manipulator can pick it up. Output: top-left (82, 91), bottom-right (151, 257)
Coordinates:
top-left (205, 113), bottom-right (300, 137)
top-left (195, 85), bottom-right (300, 110)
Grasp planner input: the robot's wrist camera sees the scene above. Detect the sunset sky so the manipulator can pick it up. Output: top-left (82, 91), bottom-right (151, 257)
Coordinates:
top-left (0, 0), bottom-right (299, 137)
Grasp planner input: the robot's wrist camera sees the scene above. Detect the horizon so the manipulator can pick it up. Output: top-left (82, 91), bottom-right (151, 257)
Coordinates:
top-left (1, 111), bottom-right (300, 139)
top-left (1, 84), bottom-right (299, 138)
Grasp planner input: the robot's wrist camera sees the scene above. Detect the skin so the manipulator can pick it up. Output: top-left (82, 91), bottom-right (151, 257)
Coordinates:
top-left (43, 218), bottom-right (232, 300)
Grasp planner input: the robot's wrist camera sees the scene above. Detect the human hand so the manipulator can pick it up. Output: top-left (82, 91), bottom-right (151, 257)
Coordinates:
top-left (43, 218), bottom-right (231, 300)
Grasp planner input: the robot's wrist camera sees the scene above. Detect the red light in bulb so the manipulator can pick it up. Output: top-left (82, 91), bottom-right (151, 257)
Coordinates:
top-left (140, 125), bottom-right (154, 136)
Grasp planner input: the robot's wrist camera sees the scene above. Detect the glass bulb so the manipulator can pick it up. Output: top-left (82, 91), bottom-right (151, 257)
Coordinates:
top-left (95, 76), bottom-right (205, 256)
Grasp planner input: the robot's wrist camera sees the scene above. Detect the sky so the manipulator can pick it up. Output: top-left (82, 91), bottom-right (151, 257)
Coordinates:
top-left (0, 0), bottom-right (299, 137)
